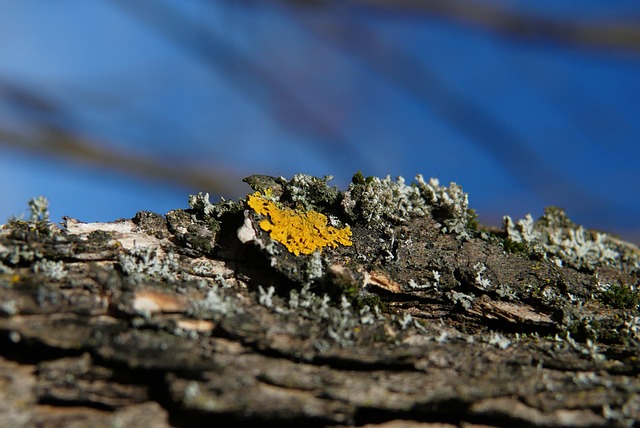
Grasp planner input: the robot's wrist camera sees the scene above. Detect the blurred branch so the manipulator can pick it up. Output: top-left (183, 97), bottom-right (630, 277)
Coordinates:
top-left (0, 125), bottom-right (242, 197)
top-left (283, 2), bottom-right (620, 212)
top-left (357, 0), bottom-right (640, 52)
top-left (109, 0), bottom-right (371, 173)
top-left (0, 78), bottom-right (243, 196)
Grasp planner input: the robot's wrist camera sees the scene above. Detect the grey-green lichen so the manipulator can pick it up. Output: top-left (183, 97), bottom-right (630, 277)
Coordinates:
top-left (184, 173), bottom-right (478, 265)
top-left (342, 173), bottom-right (476, 238)
top-left (27, 196), bottom-right (50, 222)
top-left (243, 174), bottom-right (340, 213)
top-left (118, 246), bottom-right (178, 279)
top-left (1, 196), bottom-right (58, 270)
top-left (256, 283), bottom-right (387, 347)
top-left (243, 171), bottom-right (476, 233)
top-left (32, 259), bottom-right (67, 280)
top-left (182, 173), bottom-right (639, 323)
top-left (503, 207), bottom-right (640, 272)
top-left (166, 192), bottom-right (242, 255)
top-left (342, 174), bottom-right (427, 226)
top-left (188, 283), bottom-right (242, 321)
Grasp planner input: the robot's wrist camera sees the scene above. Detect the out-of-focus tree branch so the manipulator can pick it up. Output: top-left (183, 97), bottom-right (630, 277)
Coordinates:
top-left (110, 0), bottom-right (371, 173)
top-left (280, 0), bottom-right (640, 51)
top-left (279, 1), bottom-right (623, 214)
top-left (349, 0), bottom-right (640, 52)
top-left (0, 125), bottom-right (242, 197)
top-left (0, 76), bottom-right (244, 197)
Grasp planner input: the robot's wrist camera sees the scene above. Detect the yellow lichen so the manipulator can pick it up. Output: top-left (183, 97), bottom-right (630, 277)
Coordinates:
top-left (247, 192), bottom-right (352, 256)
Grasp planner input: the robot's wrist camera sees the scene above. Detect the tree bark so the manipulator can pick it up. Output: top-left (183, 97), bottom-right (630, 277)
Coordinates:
top-left (1, 178), bottom-right (639, 427)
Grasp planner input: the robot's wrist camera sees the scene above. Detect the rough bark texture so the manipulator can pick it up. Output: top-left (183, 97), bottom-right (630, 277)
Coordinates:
top-left (1, 174), bottom-right (639, 427)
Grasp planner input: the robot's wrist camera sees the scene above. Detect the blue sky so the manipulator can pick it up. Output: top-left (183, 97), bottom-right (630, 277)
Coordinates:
top-left (1, 1), bottom-right (639, 240)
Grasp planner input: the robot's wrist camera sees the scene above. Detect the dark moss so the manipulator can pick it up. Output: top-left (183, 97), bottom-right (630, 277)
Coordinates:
top-left (351, 293), bottom-right (388, 313)
top-left (4, 219), bottom-right (59, 240)
top-left (242, 174), bottom-right (284, 196)
top-left (538, 206), bottom-right (575, 229)
top-left (87, 230), bottom-right (114, 242)
top-left (466, 208), bottom-right (480, 232)
top-left (502, 238), bottom-right (530, 255)
top-left (598, 283), bottom-right (640, 310)
top-left (166, 209), bottom-right (220, 256)
top-left (351, 171), bottom-right (366, 185)
top-left (132, 211), bottom-right (168, 239)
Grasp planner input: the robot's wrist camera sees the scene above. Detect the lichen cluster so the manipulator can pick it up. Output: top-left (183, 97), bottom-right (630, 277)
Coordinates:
top-left (341, 173), bottom-right (476, 238)
top-left (247, 192), bottom-right (352, 256)
top-left (503, 207), bottom-right (640, 272)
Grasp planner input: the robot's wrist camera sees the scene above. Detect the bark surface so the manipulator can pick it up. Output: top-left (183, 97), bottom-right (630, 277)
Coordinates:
top-left (1, 175), bottom-right (639, 427)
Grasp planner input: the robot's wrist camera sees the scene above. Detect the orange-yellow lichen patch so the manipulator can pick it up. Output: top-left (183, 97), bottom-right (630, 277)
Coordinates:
top-left (247, 192), bottom-right (352, 256)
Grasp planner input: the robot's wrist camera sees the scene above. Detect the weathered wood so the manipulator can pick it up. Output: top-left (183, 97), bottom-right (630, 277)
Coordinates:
top-left (1, 175), bottom-right (639, 427)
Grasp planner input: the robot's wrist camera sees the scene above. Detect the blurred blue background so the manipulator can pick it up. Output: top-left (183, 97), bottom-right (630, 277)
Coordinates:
top-left (1, 0), bottom-right (639, 241)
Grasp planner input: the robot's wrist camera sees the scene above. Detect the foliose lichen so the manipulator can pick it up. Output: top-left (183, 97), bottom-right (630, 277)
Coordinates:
top-left (247, 192), bottom-right (352, 256)
top-left (243, 174), bottom-right (340, 213)
top-left (28, 196), bottom-right (50, 222)
top-left (259, 283), bottom-right (386, 347)
top-left (189, 284), bottom-right (242, 320)
top-left (166, 192), bottom-right (241, 255)
top-left (283, 174), bottom-right (340, 212)
top-left (118, 246), bottom-right (178, 280)
top-left (32, 259), bottom-right (67, 281)
top-left (341, 174), bottom-right (427, 227)
top-left (1, 197), bottom-right (60, 270)
top-left (503, 207), bottom-right (640, 272)
top-left (342, 173), bottom-right (476, 238)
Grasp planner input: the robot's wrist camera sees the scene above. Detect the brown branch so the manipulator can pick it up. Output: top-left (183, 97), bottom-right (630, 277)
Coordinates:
top-left (356, 0), bottom-right (640, 51)
top-left (0, 126), bottom-right (244, 197)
